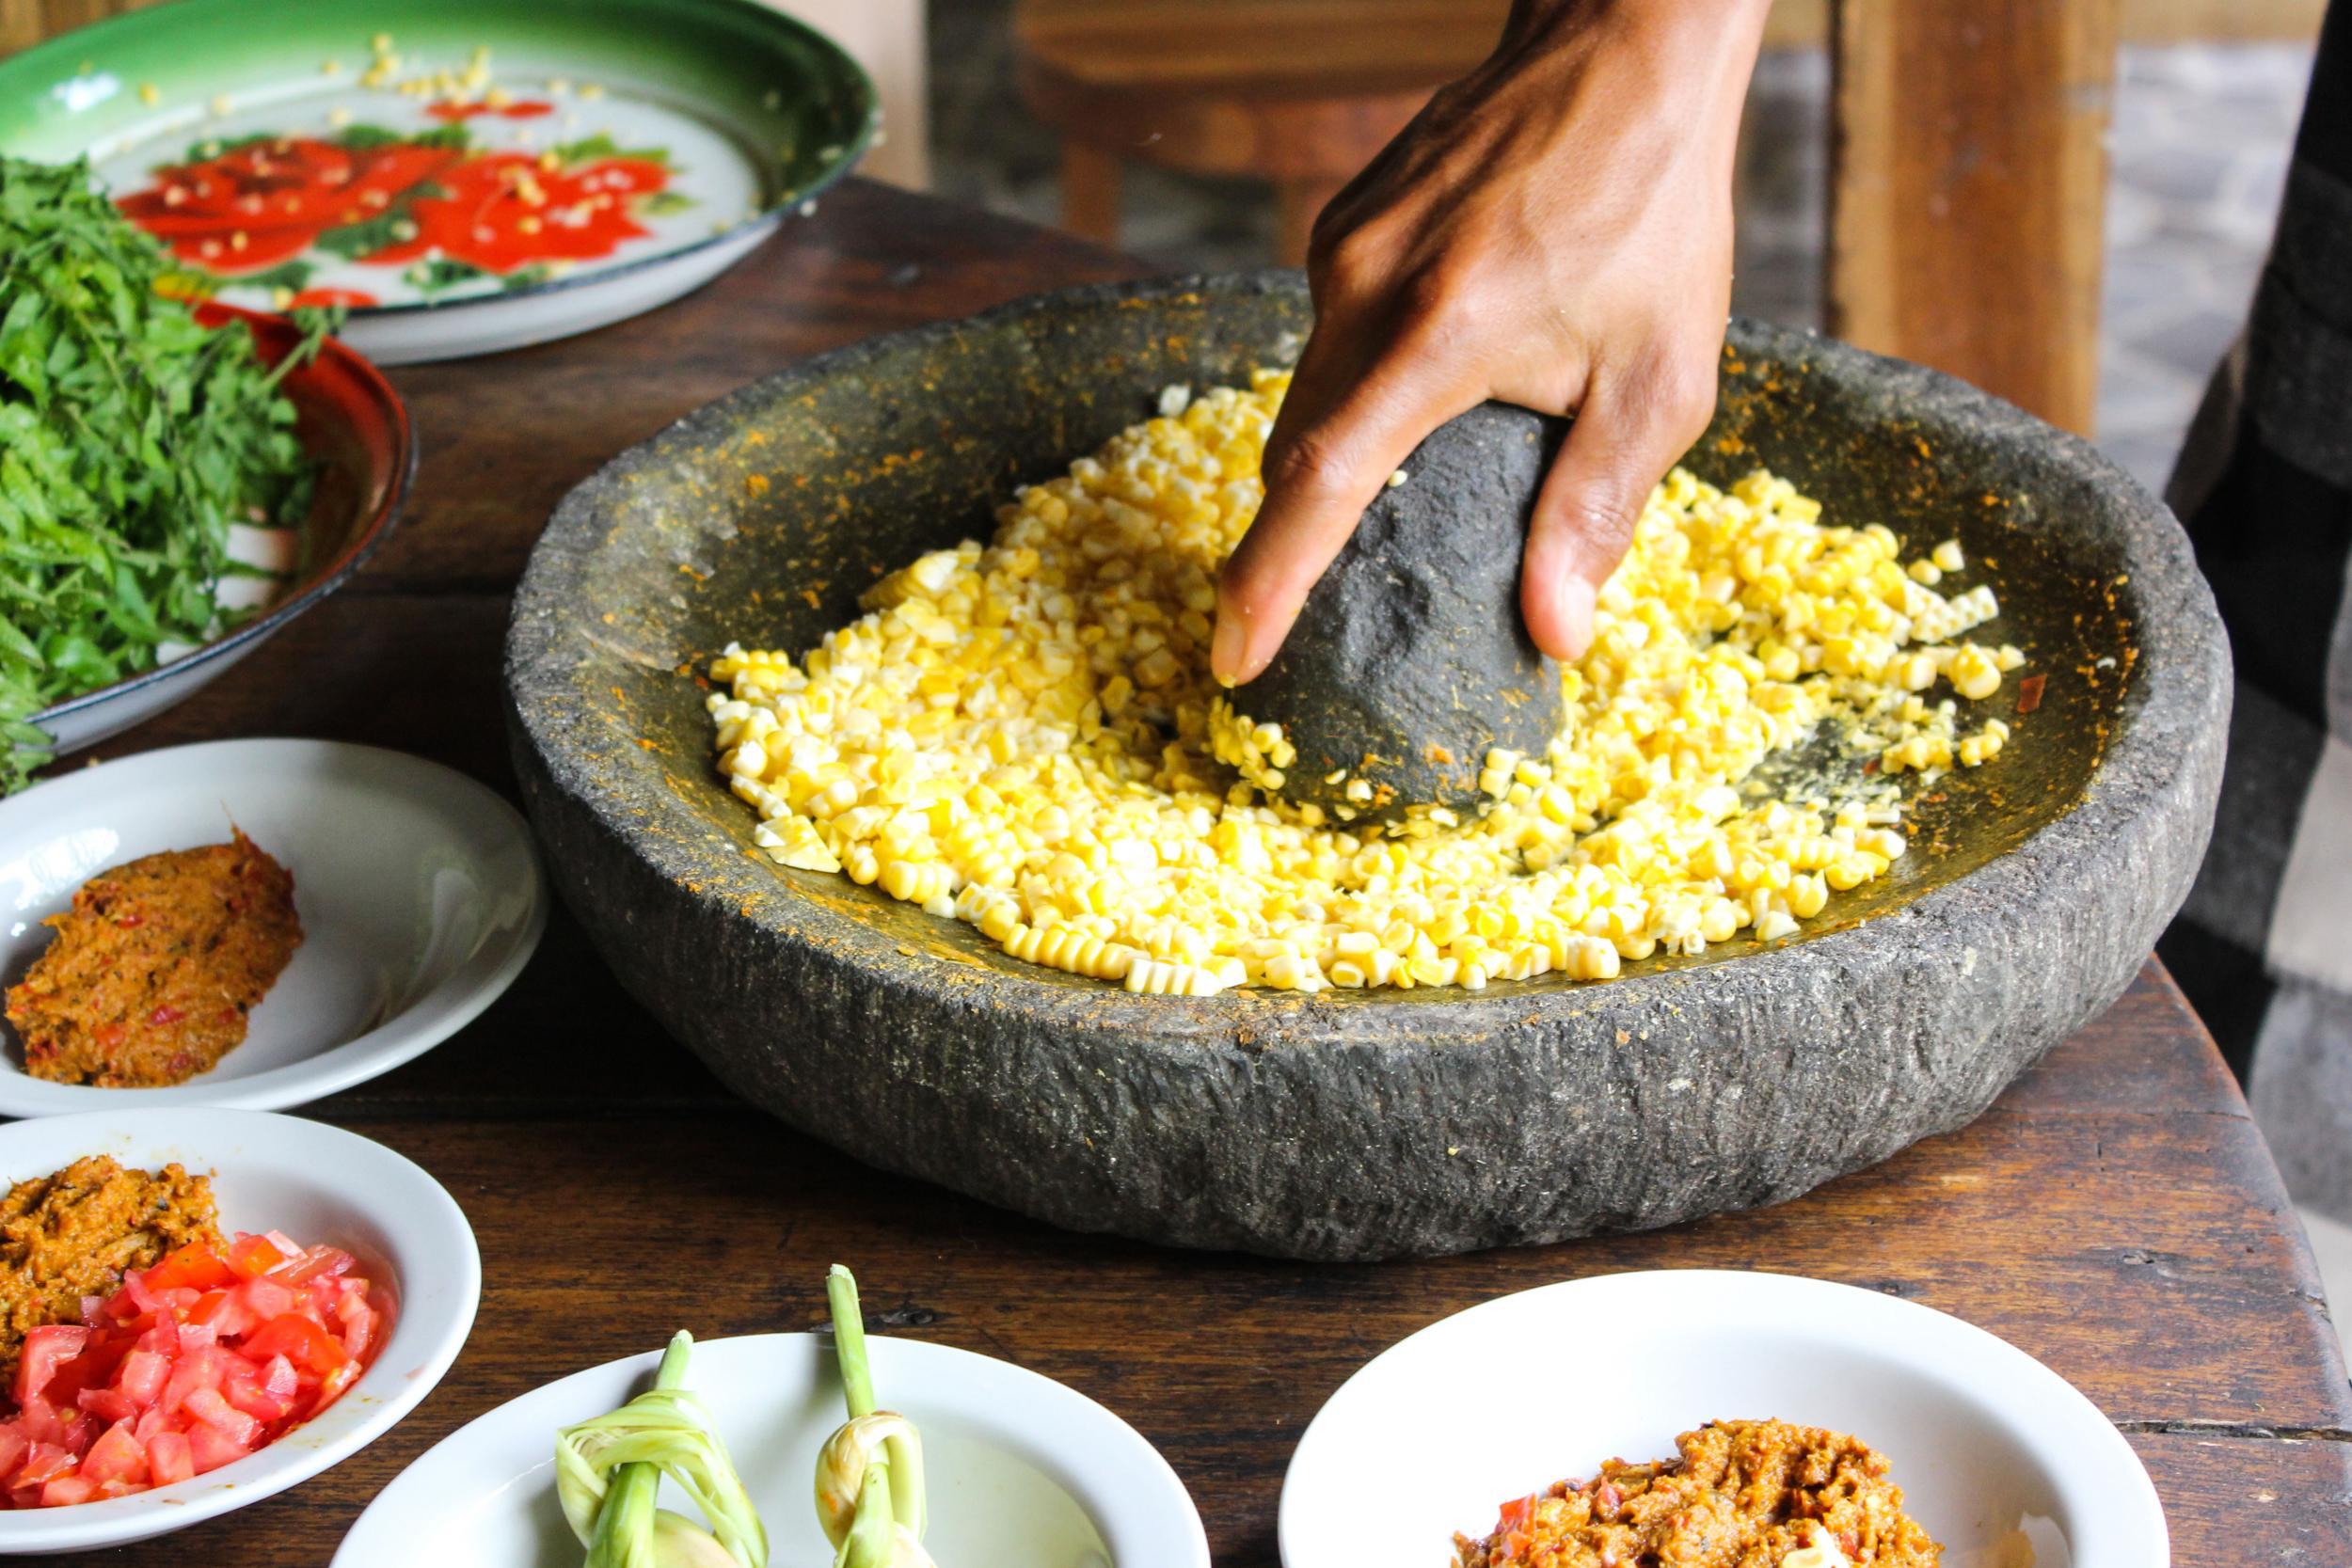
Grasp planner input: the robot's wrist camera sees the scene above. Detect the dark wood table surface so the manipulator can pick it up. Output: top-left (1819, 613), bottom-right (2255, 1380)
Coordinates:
top-left (62, 179), bottom-right (2352, 1566)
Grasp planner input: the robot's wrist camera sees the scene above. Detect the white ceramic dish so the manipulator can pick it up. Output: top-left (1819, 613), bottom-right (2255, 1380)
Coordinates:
top-left (1281, 1270), bottom-right (2167, 1568)
top-left (0, 1108), bottom-right (480, 1553)
top-left (336, 1330), bottom-right (1209, 1568)
top-left (0, 739), bottom-right (543, 1115)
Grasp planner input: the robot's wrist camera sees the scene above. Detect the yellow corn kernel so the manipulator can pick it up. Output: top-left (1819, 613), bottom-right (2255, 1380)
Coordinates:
top-left (1949, 643), bottom-right (2003, 702)
top-left (706, 380), bottom-right (2015, 995)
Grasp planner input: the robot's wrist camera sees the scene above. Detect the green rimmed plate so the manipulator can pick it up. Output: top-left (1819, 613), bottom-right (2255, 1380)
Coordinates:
top-left (0, 0), bottom-right (876, 362)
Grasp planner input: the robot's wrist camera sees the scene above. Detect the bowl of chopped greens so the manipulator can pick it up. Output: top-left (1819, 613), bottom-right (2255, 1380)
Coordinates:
top-left (0, 157), bottom-right (412, 795)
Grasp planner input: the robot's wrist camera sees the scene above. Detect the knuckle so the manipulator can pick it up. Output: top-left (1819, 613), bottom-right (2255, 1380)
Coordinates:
top-left (1558, 486), bottom-right (1640, 552)
top-left (1315, 225), bottom-right (1388, 296)
top-left (1664, 362), bottom-right (1721, 436)
top-left (1305, 201), bottom-right (1358, 271)
top-left (1397, 261), bottom-right (1474, 330)
top-left (1263, 426), bottom-right (1357, 499)
top-left (1642, 353), bottom-right (1722, 444)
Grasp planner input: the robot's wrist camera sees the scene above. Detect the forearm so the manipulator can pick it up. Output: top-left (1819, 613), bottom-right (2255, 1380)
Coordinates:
top-left (1502, 0), bottom-right (1774, 57)
top-left (1489, 0), bottom-right (1772, 164)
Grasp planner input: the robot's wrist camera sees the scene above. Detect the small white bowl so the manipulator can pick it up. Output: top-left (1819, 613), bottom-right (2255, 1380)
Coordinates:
top-left (336, 1330), bottom-right (1209, 1568)
top-left (0, 739), bottom-right (544, 1114)
top-left (0, 1107), bottom-right (481, 1553)
top-left (1281, 1270), bottom-right (2166, 1568)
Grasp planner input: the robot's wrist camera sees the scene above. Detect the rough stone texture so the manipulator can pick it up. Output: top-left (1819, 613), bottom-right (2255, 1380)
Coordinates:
top-left (504, 273), bottom-right (2231, 1260)
top-left (1232, 403), bottom-right (1565, 820)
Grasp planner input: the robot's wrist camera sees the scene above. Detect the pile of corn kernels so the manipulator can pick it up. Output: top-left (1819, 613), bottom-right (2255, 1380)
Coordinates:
top-left (707, 370), bottom-right (2021, 996)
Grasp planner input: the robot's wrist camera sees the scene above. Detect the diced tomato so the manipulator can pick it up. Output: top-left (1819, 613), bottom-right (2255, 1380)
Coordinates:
top-left (335, 1292), bottom-right (379, 1359)
top-left (223, 1234), bottom-right (289, 1279)
top-left (78, 1422), bottom-right (145, 1488)
top-left (221, 1355), bottom-right (297, 1424)
top-left (180, 1386), bottom-right (262, 1449)
top-left (113, 1349), bottom-right (168, 1408)
top-left (119, 1269), bottom-right (167, 1320)
top-left (186, 1288), bottom-right (252, 1339)
top-left (183, 1422), bottom-right (251, 1476)
top-left (313, 1358), bottom-right (360, 1411)
top-left (14, 1443), bottom-right (73, 1487)
top-left (38, 1330), bottom-right (129, 1410)
top-left (0, 1230), bottom-right (376, 1509)
top-left (160, 1346), bottom-right (225, 1415)
top-left (14, 1327), bottom-right (87, 1408)
top-left (12, 1397), bottom-right (67, 1451)
top-left (146, 1431), bottom-right (194, 1487)
top-left (74, 1389), bottom-right (135, 1425)
top-left (240, 1314), bottom-right (347, 1380)
top-left (237, 1276), bottom-right (297, 1323)
top-left (273, 1245), bottom-right (356, 1286)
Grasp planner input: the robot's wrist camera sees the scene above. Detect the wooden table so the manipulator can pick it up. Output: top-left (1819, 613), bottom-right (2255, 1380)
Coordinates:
top-left (66, 179), bottom-right (2352, 1566)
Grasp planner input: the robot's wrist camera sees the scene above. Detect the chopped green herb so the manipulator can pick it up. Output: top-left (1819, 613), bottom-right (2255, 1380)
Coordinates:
top-left (174, 129), bottom-right (278, 165)
top-left (232, 259), bottom-right (319, 295)
top-left (0, 156), bottom-right (329, 793)
top-left (336, 120), bottom-right (470, 152)
top-left (315, 180), bottom-right (444, 260)
top-left (553, 133), bottom-right (669, 166)
top-left (402, 256), bottom-right (489, 295)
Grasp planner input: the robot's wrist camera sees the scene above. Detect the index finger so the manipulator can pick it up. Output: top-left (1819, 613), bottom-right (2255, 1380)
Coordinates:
top-left (1213, 343), bottom-right (1475, 685)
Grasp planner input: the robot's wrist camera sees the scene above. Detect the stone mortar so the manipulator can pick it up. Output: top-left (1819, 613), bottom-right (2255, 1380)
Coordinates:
top-left (505, 273), bottom-right (2230, 1260)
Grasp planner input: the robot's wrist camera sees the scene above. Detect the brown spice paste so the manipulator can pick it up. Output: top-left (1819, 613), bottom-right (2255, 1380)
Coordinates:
top-left (6, 829), bottom-right (302, 1087)
top-left (0, 1156), bottom-right (221, 1387)
top-left (1454, 1419), bottom-right (1942, 1568)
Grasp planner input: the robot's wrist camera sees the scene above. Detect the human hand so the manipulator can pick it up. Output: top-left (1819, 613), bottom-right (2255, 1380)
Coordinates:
top-left (1210, 0), bottom-right (1771, 685)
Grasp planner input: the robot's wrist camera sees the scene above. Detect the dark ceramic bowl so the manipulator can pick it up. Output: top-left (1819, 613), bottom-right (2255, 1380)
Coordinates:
top-left (507, 274), bottom-right (2229, 1259)
top-left (30, 304), bottom-right (413, 757)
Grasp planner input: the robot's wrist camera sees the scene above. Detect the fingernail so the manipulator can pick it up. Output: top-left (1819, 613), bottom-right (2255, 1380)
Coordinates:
top-left (1558, 575), bottom-right (1597, 661)
top-left (1210, 608), bottom-right (1248, 687)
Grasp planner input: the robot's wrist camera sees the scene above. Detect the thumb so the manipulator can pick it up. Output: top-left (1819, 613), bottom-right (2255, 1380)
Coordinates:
top-left (1521, 365), bottom-right (1714, 660)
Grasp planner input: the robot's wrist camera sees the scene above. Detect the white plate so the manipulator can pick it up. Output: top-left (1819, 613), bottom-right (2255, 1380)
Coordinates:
top-left (0, 740), bottom-right (543, 1114)
top-left (1280, 1270), bottom-right (2167, 1568)
top-left (336, 1330), bottom-right (1210, 1568)
top-left (0, 1107), bottom-right (481, 1552)
top-left (0, 0), bottom-right (878, 365)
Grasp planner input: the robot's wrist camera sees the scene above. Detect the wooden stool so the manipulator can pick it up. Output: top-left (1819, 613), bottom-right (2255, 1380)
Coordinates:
top-left (1013, 0), bottom-right (1507, 264)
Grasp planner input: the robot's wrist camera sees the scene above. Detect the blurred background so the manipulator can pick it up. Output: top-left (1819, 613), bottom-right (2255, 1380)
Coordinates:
top-left (925, 0), bottom-right (2314, 499)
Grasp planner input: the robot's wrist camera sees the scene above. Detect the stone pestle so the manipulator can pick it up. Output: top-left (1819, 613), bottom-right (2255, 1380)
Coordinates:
top-left (1227, 401), bottom-right (1569, 824)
